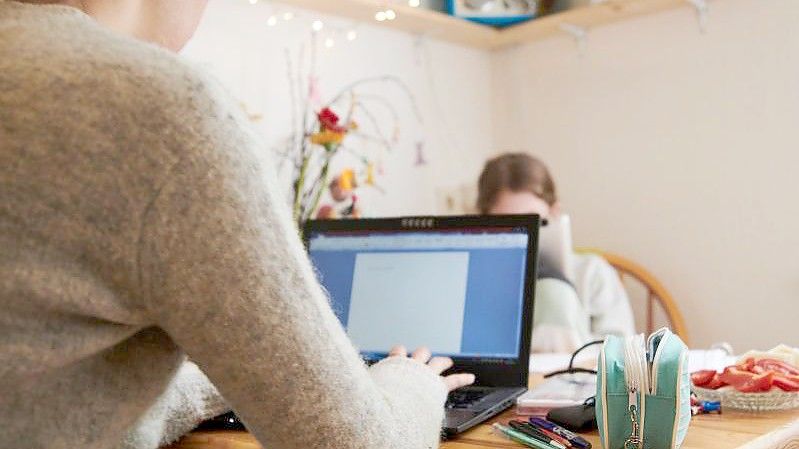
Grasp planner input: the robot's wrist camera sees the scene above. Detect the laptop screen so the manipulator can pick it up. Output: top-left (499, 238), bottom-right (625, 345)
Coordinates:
top-left (307, 226), bottom-right (530, 363)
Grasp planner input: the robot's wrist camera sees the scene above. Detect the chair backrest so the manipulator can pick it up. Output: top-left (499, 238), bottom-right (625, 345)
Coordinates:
top-left (576, 248), bottom-right (689, 345)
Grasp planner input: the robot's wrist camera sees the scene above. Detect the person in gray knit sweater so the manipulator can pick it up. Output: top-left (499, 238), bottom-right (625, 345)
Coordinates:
top-left (0, 1), bottom-right (475, 448)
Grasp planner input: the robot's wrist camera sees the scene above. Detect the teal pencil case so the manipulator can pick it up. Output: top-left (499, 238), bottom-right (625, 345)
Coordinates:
top-left (596, 328), bottom-right (691, 449)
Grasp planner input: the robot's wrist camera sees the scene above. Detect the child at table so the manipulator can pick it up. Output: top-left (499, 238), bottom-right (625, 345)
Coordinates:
top-left (477, 153), bottom-right (636, 351)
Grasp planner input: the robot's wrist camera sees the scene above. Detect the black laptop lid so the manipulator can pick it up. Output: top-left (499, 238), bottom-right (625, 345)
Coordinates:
top-left (303, 215), bottom-right (539, 387)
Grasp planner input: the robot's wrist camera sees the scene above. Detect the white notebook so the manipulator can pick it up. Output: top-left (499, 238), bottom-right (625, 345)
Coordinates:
top-left (516, 372), bottom-right (597, 411)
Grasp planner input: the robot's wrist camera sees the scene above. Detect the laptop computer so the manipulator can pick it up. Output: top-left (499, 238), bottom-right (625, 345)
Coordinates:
top-left (304, 214), bottom-right (540, 436)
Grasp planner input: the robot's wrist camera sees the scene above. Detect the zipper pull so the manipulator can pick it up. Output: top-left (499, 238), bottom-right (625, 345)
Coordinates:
top-left (625, 390), bottom-right (642, 449)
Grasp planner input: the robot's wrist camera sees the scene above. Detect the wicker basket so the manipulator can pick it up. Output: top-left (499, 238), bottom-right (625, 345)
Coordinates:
top-left (694, 386), bottom-right (799, 412)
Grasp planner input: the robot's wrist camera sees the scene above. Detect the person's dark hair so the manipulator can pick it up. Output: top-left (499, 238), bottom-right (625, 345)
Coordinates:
top-left (476, 153), bottom-right (557, 214)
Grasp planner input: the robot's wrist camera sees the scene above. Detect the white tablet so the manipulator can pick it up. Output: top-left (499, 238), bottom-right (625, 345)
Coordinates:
top-left (538, 214), bottom-right (575, 282)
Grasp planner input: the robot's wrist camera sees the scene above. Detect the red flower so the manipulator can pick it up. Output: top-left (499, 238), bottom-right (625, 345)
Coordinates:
top-left (318, 107), bottom-right (347, 133)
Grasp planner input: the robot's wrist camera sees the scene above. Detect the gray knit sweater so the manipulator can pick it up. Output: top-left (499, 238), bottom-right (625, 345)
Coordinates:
top-left (0, 2), bottom-right (447, 448)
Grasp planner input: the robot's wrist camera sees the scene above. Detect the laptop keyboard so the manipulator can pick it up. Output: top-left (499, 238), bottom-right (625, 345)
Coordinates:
top-left (445, 388), bottom-right (492, 409)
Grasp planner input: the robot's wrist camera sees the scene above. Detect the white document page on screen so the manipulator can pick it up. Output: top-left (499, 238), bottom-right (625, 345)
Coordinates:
top-left (346, 251), bottom-right (470, 354)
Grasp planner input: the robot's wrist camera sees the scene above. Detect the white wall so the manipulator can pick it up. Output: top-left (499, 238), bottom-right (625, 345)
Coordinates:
top-left (185, 0), bottom-right (798, 351)
top-left (183, 0), bottom-right (494, 217)
top-left (492, 0), bottom-right (799, 350)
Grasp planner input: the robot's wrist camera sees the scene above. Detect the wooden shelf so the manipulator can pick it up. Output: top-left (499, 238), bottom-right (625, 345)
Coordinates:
top-left (495, 0), bottom-right (693, 48)
top-left (275, 0), bottom-right (500, 50)
top-left (275, 0), bottom-right (696, 50)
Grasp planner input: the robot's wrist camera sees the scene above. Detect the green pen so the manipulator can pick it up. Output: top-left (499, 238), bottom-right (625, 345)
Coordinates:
top-left (492, 423), bottom-right (560, 449)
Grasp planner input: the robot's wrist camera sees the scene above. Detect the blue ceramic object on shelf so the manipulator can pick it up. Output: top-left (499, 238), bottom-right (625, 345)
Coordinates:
top-left (447, 0), bottom-right (536, 26)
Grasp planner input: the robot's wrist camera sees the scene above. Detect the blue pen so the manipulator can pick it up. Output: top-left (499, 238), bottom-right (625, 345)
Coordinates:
top-left (509, 421), bottom-right (567, 449)
top-left (529, 418), bottom-right (591, 449)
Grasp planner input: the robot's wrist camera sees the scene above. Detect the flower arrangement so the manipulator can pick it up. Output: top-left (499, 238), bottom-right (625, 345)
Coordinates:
top-left (291, 105), bottom-right (359, 223)
top-left (276, 41), bottom-right (421, 228)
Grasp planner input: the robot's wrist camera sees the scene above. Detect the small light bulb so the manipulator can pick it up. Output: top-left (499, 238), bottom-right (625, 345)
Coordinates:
top-left (249, 0), bottom-right (258, 4)
top-left (409, 0), bottom-right (421, 7)
top-left (282, 11), bottom-right (294, 20)
top-left (324, 38), bottom-right (335, 48)
top-left (375, 11), bottom-right (387, 21)
top-left (312, 20), bottom-right (324, 32)
top-left (346, 30), bottom-right (358, 41)
top-left (385, 9), bottom-right (397, 20)
top-left (267, 15), bottom-right (277, 26)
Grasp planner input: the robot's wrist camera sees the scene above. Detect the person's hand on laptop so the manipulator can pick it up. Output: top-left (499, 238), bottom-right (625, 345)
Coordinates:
top-left (388, 345), bottom-right (475, 391)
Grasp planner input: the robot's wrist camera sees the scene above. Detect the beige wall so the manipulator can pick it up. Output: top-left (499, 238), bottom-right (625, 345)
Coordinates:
top-left (187, 0), bottom-right (798, 351)
top-left (184, 0), bottom-right (494, 218)
top-left (492, 0), bottom-right (799, 349)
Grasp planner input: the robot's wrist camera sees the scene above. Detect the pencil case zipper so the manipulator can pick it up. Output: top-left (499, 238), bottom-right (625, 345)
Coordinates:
top-left (623, 329), bottom-right (671, 449)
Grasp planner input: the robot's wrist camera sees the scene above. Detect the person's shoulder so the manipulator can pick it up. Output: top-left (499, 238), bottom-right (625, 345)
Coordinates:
top-left (572, 252), bottom-right (613, 273)
top-left (4, 3), bottom-right (247, 162)
top-left (5, 3), bottom-right (223, 119)
top-left (571, 252), bottom-right (620, 286)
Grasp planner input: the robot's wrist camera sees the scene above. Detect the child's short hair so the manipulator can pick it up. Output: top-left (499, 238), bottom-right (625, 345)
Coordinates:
top-left (477, 153), bottom-right (557, 214)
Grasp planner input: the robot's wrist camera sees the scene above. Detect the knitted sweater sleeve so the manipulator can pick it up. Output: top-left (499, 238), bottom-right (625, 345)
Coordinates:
top-left (136, 73), bottom-right (447, 449)
top-left (117, 361), bottom-right (229, 449)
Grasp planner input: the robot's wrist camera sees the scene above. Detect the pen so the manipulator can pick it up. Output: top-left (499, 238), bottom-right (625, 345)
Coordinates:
top-left (534, 426), bottom-right (573, 448)
top-left (493, 423), bottom-right (563, 449)
top-left (529, 418), bottom-right (592, 449)
top-left (508, 421), bottom-right (567, 449)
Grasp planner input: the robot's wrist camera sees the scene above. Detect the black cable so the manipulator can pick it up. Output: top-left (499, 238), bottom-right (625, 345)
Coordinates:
top-left (543, 367), bottom-right (597, 378)
top-left (542, 339), bottom-right (604, 378)
top-left (568, 339), bottom-right (604, 370)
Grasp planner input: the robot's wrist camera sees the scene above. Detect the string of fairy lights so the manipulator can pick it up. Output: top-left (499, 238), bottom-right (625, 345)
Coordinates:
top-left (245, 0), bottom-right (427, 48)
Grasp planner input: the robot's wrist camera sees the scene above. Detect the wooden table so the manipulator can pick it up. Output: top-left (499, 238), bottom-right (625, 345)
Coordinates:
top-left (169, 375), bottom-right (799, 449)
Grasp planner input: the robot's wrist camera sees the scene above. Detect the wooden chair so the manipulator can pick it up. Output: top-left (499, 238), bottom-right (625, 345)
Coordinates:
top-left (576, 248), bottom-right (690, 345)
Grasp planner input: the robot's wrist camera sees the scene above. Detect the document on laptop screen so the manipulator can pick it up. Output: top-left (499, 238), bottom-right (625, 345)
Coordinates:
top-left (347, 251), bottom-right (469, 354)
